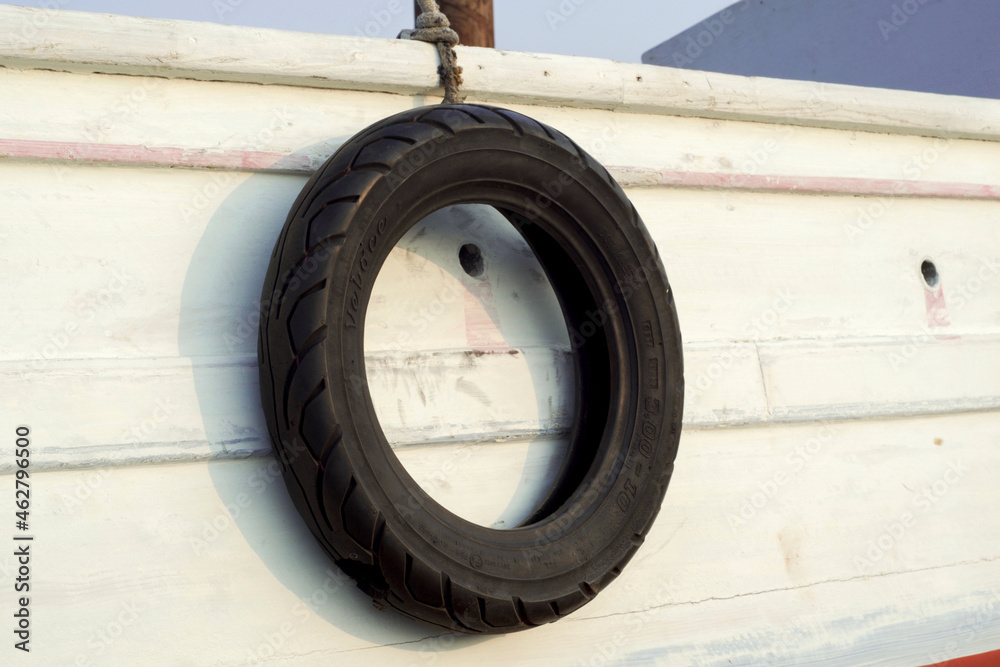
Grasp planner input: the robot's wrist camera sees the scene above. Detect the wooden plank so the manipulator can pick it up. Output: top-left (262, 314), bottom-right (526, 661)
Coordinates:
top-left (685, 342), bottom-right (769, 426)
top-left (636, 189), bottom-right (1000, 345)
top-left (0, 341), bottom-right (758, 472)
top-left (1, 411), bottom-right (997, 664)
top-left (0, 137), bottom-right (313, 173)
top-left (2, 161), bottom-right (999, 470)
top-left (2, 67), bottom-right (999, 191)
top-left (14, 332), bottom-right (1000, 470)
top-left (555, 562), bottom-right (1000, 667)
top-left (0, 341), bottom-right (754, 472)
top-left (608, 411), bottom-right (1000, 607)
top-left (3, 165), bottom-right (999, 366)
top-left (761, 336), bottom-right (1000, 421)
top-left (366, 347), bottom-right (574, 447)
top-left (2, 6), bottom-right (1000, 141)
top-left (394, 436), bottom-right (568, 529)
top-left (0, 352), bottom-right (573, 472)
top-left (6, 132), bottom-right (1000, 200)
top-left (0, 163), bottom-right (300, 362)
top-left (617, 167), bottom-right (1000, 200)
top-left (0, 356), bottom-right (268, 473)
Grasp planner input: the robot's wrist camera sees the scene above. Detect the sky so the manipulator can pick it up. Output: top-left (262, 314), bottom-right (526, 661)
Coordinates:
top-left (5, 0), bottom-right (735, 63)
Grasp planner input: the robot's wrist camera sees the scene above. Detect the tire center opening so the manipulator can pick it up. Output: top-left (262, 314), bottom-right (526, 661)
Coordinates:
top-left (362, 204), bottom-right (577, 529)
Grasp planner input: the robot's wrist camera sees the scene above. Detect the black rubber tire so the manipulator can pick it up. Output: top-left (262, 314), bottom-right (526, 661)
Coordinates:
top-left (258, 103), bottom-right (683, 633)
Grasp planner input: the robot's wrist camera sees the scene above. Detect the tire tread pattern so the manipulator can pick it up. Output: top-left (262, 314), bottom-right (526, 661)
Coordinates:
top-left (259, 104), bottom-right (682, 634)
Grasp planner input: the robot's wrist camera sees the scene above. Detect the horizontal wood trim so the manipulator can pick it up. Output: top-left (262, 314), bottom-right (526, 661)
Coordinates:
top-left (5, 333), bottom-right (999, 472)
top-left (1, 136), bottom-right (998, 201)
top-left (3, 164), bottom-right (999, 359)
top-left (1, 6), bottom-right (1000, 141)
top-left (619, 167), bottom-right (1000, 200)
top-left (4, 412), bottom-right (998, 663)
top-left (0, 137), bottom-right (312, 172)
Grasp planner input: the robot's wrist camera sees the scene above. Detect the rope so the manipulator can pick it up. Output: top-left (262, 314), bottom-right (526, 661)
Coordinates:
top-left (399, 0), bottom-right (464, 104)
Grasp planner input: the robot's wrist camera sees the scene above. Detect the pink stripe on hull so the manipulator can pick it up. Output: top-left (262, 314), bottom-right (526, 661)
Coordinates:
top-left (0, 138), bottom-right (313, 171)
top-left (621, 168), bottom-right (1000, 200)
top-left (1, 137), bottom-right (998, 201)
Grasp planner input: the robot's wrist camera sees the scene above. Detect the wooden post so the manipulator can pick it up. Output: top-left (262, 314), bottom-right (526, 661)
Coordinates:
top-left (416, 0), bottom-right (494, 48)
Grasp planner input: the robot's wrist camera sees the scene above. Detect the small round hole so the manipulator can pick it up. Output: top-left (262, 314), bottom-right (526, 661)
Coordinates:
top-left (921, 260), bottom-right (939, 287)
top-left (459, 243), bottom-right (485, 278)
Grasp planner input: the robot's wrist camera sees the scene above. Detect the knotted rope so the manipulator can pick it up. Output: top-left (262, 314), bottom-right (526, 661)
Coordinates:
top-left (399, 0), bottom-right (464, 104)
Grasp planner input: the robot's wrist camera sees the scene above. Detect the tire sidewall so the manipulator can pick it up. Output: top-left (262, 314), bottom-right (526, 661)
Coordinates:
top-left (322, 109), bottom-right (682, 599)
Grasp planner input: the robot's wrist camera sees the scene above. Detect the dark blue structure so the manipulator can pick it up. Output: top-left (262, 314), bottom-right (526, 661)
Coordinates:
top-left (643, 0), bottom-right (1000, 100)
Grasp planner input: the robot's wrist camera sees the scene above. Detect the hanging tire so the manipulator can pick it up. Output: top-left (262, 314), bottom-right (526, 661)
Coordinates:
top-left (257, 103), bottom-right (683, 633)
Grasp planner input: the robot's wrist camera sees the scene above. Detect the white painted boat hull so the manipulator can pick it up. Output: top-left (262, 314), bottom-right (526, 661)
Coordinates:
top-left (0, 6), bottom-right (998, 665)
